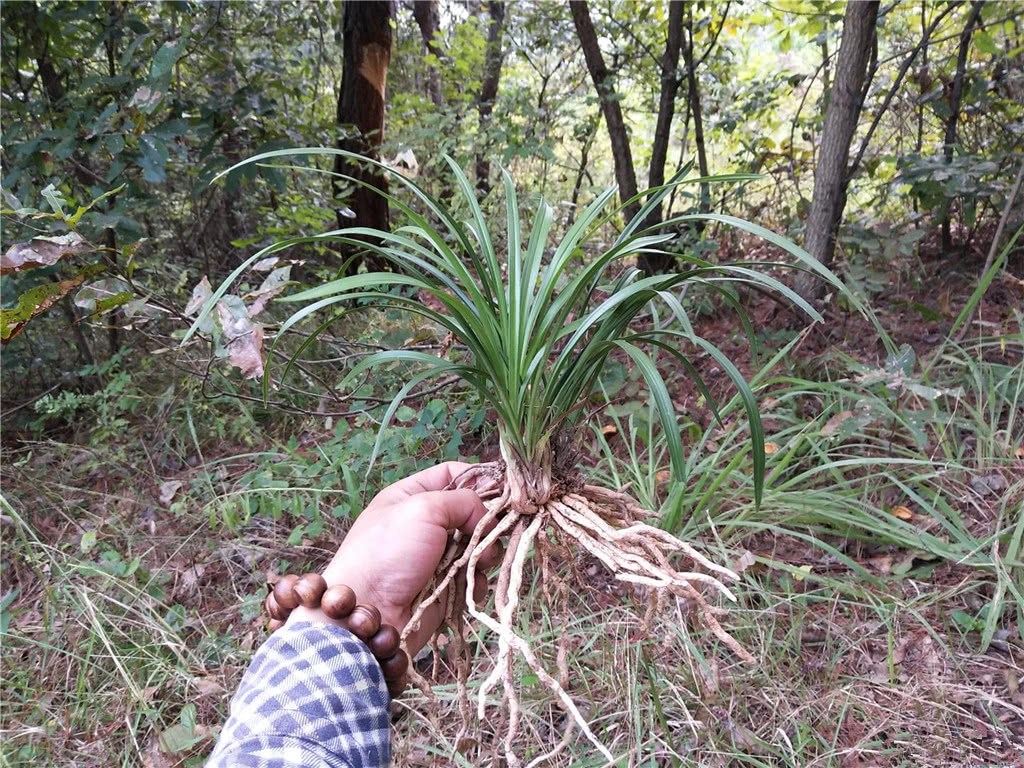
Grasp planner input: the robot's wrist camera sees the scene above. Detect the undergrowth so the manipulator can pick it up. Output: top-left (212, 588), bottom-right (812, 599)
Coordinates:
top-left (1, 308), bottom-right (1021, 767)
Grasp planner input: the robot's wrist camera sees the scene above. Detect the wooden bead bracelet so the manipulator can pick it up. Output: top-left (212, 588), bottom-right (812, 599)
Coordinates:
top-left (264, 573), bottom-right (409, 698)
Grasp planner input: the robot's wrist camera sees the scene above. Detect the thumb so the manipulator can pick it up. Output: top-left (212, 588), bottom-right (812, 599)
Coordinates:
top-left (408, 488), bottom-right (488, 534)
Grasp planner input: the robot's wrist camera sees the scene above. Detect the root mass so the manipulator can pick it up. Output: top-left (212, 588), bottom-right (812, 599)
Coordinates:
top-left (401, 453), bottom-right (751, 765)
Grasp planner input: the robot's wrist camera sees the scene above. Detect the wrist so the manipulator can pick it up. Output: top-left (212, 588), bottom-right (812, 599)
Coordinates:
top-left (322, 563), bottom-right (407, 633)
top-left (286, 604), bottom-right (345, 629)
top-left (267, 574), bottom-right (410, 697)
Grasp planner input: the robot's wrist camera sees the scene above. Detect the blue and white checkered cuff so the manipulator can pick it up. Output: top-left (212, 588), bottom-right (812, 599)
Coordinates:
top-left (207, 621), bottom-right (391, 767)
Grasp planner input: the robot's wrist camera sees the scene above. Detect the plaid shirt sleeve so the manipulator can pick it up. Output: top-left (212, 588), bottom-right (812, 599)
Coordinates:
top-left (207, 621), bottom-right (391, 768)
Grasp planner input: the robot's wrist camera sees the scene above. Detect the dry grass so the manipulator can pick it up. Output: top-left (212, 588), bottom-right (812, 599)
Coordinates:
top-left (2, 329), bottom-right (1021, 767)
top-left (2, 446), bottom-right (1021, 767)
top-left (393, 546), bottom-right (1024, 767)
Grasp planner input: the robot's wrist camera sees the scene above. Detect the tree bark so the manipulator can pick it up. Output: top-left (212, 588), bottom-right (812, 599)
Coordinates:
top-left (475, 1), bottom-right (505, 196)
top-left (334, 0), bottom-right (394, 272)
top-left (638, 0), bottom-right (684, 274)
top-left (941, 0), bottom-right (985, 251)
top-left (683, 3), bottom-right (710, 216)
top-left (570, 0), bottom-right (640, 223)
top-left (412, 0), bottom-right (444, 107)
top-left (796, 0), bottom-right (879, 301)
top-left (568, 111), bottom-right (600, 227)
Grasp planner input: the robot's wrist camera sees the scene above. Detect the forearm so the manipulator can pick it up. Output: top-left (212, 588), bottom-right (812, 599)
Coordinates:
top-left (207, 622), bottom-right (391, 768)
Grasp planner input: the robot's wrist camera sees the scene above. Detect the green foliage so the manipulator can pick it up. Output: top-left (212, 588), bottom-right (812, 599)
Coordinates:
top-left (897, 153), bottom-right (1005, 229)
top-left (197, 150), bottom-right (854, 505)
top-left (838, 219), bottom-right (927, 297)
top-left (0, 186), bottom-right (126, 343)
top-left (2, 3), bottom-right (1022, 765)
top-left (208, 399), bottom-right (485, 537)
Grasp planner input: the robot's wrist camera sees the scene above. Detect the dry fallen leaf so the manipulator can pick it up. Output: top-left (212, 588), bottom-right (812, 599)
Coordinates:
top-left (821, 410), bottom-right (854, 437)
top-left (732, 549), bottom-right (757, 574)
top-left (890, 505), bottom-right (913, 521)
top-left (764, 441), bottom-right (780, 455)
top-left (159, 480), bottom-right (183, 506)
top-left (193, 676), bottom-right (223, 697)
top-left (176, 563), bottom-right (206, 597)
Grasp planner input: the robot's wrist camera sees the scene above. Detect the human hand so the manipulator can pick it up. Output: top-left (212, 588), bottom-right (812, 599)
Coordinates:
top-left (287, 462), bottom-right (498, 655)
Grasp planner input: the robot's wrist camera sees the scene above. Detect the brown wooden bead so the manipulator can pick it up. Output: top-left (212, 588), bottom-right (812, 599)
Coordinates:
top-left (321, 584), bottom-right (357, 619)
top-left (347, 604), bottom-right (382, 640)
top-left (273, 574), bottom-right (301, 611)
top-left (265, 592), bottom-right (287, 621)
top-left (268, 618), bottom-right (285, 632)
top-left (367, 625), bottom-right (400, 658)
top-left (386, 672), bottom-right (408, 698)
top-left (378, 650), bottom-right (409, 680)
top-left (294, 573), bottom-right (327, 608)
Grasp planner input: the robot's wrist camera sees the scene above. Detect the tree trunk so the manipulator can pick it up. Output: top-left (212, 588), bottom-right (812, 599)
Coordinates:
top-left (476, 1), bottom-right (505, 196)
top-left (570, 0), bottom-right (640, 223)
top-left (208, 2), bottom-right (245, 268)
top-left (941, 0), bottom-right (985, 252)
top-left (568, 111), bottom-right (600, 227)
top-left (412, 0), bottom-right (444, 107)
top-left (638, 0), bottom-right (684, 274)
top-left (683, 4), bottom-right (710, 217)
top-left (796, 1), bottom-right (879, 301)
top-left (334, 0), bottom-right (394, 272)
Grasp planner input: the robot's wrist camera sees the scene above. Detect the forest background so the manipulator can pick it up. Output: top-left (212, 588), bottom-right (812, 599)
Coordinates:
top-left (1, 1), bottom-right (1022, 766)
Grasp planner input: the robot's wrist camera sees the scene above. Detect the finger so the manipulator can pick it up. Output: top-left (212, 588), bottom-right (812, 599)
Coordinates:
top-left (405, 598), bottom-right (444, 657)
top-left (405, 572), bottom-right (466, 657)
top-left (406, 488), bottom-right (488, 534)
top-left (370, 462), bottom-right (476, 507)
top-left (473, 573), bottom-right (489, 605)
top-left (478, 541), bottom-right (504, 570)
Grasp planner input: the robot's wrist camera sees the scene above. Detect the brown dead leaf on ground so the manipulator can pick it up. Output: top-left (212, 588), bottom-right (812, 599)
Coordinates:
top-left (141, 736), bottom-right (176, 768)
top-left (890, 505), bottom-right (914, 521)
top-left (821, 410), bottom-right (854, 437)
top-left (159, 480), bottom-right (183, 506)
